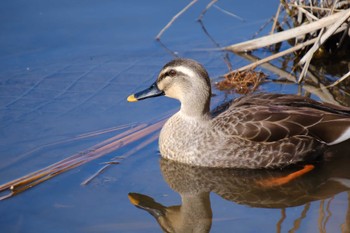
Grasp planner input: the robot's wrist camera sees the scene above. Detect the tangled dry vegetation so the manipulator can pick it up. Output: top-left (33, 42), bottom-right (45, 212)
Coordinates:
top-left (157, 0), bottom-right (350, 98)
top-left (224, 0), bottom-right (350, 96)
top-left (216, 70), bottom-right (266, 94)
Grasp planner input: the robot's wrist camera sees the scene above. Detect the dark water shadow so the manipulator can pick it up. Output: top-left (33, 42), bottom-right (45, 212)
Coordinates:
top-left (129, 141), bottom-right (350, 232)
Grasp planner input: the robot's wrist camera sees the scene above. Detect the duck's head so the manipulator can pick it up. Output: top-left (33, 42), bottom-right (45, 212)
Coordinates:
top-left (127, 59), bottom-right (211, 116)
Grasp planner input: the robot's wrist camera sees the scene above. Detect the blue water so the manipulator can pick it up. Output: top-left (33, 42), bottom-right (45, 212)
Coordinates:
top-left (1, 0), bottom-right (350, 232)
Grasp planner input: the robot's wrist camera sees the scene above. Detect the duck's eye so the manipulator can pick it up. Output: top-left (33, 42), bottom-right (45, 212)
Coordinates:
top-left (169, 69), bottom-right (177, 77)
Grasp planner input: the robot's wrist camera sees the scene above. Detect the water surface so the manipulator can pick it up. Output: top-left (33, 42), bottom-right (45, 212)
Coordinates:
top-left (1, 0), bottom-right (350, 232)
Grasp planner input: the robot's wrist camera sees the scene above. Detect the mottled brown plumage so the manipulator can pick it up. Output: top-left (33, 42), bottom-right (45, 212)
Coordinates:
top-left (219, 93), bottom-right (350, 144)
top-left (127, 58), bottom-right (350, 168)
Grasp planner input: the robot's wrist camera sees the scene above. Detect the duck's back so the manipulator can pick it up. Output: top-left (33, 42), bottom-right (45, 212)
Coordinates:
top-left (214, 93), bottom-right (350, 145)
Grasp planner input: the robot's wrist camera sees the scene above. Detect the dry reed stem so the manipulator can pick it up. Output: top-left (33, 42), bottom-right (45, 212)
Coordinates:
top-left (212, 4), bottom-right (244, 21)
top-left (156, 0), bottom-right (198, 40)
top-left (198, 0), bottom-right (218, 21)
top-left (293, 2), bottom-right (320, 21)
top-left (80, 164), bottom-right (111, 186)
top-left (270, 3), bottom-right (283, 35)
top-left (326, 70), bottom-right (350, 87)
top-left (287, 4), bottom-right (342, 13)
top-left (298, 27), bottom-right (325, 83)
top-left (232, 37), bottom-right (317, 73)
top-left (225, 9), bottom-right (348, 52)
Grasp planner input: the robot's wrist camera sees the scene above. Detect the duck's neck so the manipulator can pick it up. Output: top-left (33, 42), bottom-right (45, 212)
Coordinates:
top-left (179, 95), bottom-right (211, 120)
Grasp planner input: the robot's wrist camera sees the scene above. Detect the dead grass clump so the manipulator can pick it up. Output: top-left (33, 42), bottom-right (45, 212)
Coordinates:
top-left (215, 70), bottom-right (266, 94)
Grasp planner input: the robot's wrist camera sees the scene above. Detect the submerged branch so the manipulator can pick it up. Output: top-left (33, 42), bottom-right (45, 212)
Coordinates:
top-left (0, 117), bottom-right (168, 200)
top-left (81, 133), bottom-right (159, 185)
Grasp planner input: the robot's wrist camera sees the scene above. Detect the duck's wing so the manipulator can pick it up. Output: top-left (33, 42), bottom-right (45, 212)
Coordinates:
top-left (232, 93), bottom-right (350, 115)
top-left (215, 93), bottom-right (350, 145)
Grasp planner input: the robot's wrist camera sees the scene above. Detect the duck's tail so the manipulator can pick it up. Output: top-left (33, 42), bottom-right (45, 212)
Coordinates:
top-left (309, 118), bottom-right (350, 145)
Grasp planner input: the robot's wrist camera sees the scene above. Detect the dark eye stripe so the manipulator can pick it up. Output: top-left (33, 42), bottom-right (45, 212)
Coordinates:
top-left (158, 72), bottom-right (167, 81)
top-left (158, 69), bottom-right (182, 81)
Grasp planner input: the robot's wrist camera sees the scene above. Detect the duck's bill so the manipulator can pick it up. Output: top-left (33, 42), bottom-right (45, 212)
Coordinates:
top-left (128, 193), bottom-right (165, 218)
top-left (127, 82), bottom-right (164, 102)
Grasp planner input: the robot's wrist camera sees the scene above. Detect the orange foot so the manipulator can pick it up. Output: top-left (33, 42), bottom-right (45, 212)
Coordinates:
top-left (257, 164), bottom-right (315, 188)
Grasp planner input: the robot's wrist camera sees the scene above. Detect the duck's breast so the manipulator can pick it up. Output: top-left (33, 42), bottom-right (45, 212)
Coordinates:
top-left (159, 113), bottom-right (210, 163)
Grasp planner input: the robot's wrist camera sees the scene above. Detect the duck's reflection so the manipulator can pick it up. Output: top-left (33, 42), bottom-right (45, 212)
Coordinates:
top-left (129, 142), bottom-right (350, 233)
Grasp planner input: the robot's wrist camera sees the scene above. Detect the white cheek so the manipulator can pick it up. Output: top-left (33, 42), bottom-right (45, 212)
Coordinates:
top-left (165, 85), bottom-right (182, 99)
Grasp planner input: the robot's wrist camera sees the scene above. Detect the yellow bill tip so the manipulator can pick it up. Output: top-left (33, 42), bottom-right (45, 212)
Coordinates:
top-left (128, 194), bottom-right (140, 205)
top-left (127, 94), bottom-right (138, 102)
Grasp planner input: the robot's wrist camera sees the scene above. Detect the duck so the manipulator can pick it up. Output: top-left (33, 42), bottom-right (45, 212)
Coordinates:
top-left (127, 58), bottom-right (350, 169)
